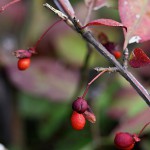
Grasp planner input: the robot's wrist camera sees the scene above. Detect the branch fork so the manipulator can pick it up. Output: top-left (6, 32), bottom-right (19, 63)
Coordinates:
top-left (43, 3), bottom-right (150, 106)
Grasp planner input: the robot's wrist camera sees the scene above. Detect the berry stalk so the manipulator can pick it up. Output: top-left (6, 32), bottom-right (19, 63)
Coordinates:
top-left (138, 122), bottom-right (150, 137)
top-left (82, 69), bottom-right (108, 98)
top-left (0, 0), bottom-right (21, 13)
top-left (32, 19), bottom-right (62, 52)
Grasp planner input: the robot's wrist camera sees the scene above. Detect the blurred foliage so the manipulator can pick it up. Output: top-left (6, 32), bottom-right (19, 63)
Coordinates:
top-left (0, 0), bottom-right (150, 150)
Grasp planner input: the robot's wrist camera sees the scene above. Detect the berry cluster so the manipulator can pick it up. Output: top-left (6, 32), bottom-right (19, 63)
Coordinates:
top-left (71, 97), bottom-right (96, 130)
top-left (70, 70), bottom-right (108, 130)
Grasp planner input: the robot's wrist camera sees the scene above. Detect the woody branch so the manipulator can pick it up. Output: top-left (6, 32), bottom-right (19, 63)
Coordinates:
top-left (43, 3), bottom-right (150, 106)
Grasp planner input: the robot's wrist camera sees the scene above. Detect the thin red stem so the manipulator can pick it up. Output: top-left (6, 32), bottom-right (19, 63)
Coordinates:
top-left (82, 69), bottom-right (108, 98)
top-left (138, 122), bottom-right (150, 137)
top-left (32, 19), bottom-right (62, 51)
top-left (84, 0), bottom-right (96, 25)
top-left (0, 0), bottom-right (21, 13)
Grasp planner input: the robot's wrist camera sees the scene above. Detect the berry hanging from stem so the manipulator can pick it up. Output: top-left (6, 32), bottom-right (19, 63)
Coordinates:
top-left (114, 122), bottom-right (150, 150)
top-left (71, 68), bottom-right (109, 127)
top-left (82, 69), bottom-right (108, 99)
top-left (18, 58), bottom-right (30, 71)
top-left (30, 19), bottom-right (63, 53)
top-left (14, 19), bottom-right (62, 71)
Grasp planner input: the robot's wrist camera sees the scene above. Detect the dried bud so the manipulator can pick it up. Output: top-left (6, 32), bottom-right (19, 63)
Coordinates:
top-left (72, 97), bottom-right (88, 114)
top-left (83, 107), bottom-right (96, 123)
top-left (13, 48), bottom-right (35, 59)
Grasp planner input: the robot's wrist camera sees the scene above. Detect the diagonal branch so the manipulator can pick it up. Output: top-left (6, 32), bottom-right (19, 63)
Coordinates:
top-left (81, 31), bottom-right (150, 105)
top-left (44, 3), bottom-right (150, 106)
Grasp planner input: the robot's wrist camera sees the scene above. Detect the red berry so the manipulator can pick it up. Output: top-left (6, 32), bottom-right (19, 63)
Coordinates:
top-left (71, 111), bottom-right (86, 130)
top-left (113, 51), bottom-right (122, 59)
top-left (72, 97), bottom-right (88, 113)
top-left (18, 58), bottom-right (30, 70)
top-left (114, 132), bottom-right (136, 150)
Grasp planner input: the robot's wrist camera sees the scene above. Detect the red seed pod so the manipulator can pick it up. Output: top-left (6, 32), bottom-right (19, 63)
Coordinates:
top-left (114, 132), bottom-right (140, 150)
top-left (114, 122), bottom-right (150, 150)
top-left (18, 58), bottom-right (30, 71)
top-left (71, 111), bottom-right (86, 130)
top-left (72, 97), bottom-right (88, 114)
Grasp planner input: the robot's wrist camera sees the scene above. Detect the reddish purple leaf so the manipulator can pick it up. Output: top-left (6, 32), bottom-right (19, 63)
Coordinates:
top-left (129, 48), bottom-right (150, 68)
top-left (112, 108), bottom-right (150, 135)
top-left (119, 0), bottom-right (150, 49)
top-left (7, 58), bottom-right (79, 101)
top-left (81, 19), bottom-right (127, 31)
top-left (85, 0), bottom-right (116, 10)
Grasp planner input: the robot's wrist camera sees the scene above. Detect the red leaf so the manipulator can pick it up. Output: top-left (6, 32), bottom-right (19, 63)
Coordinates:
top-left (7, 58), bottom-right (79, 101)
top-left (119, 0), bottom-right (150, 49)
top-left (85, 0), bottom-right (116, 10)
top-left (81, 19), bottom-right (127, 31)
top-left (129, 48), bottom-right (150, 68)
top-left (112, 109), bottom-right (150, 135)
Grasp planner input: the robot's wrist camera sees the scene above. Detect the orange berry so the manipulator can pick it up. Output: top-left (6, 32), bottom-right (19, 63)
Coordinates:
top-left (18, 58), bottom-right (30, 71)
top-left (113, 51), bottom-right (122, 59)
top-left (71, 111), bottom-right (86, 130)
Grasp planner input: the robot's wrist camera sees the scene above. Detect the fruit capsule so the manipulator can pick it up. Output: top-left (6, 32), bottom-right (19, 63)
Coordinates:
top-left (72, 97), bottom-right (88, 114)
top-left (114, 132), bottom-right (138, 150)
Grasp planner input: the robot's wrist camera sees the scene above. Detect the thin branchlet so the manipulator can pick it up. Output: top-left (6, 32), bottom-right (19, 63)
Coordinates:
top-left (0, 0), bottom-right (21, 13)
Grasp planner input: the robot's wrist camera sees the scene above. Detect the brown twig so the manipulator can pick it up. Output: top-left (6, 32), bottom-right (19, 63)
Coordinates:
top-left (81, 31), bottom-right (150, 105)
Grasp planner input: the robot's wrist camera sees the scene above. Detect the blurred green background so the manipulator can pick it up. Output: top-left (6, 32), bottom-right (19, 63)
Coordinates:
top-left (0, 0), bottom-right (150, 150)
